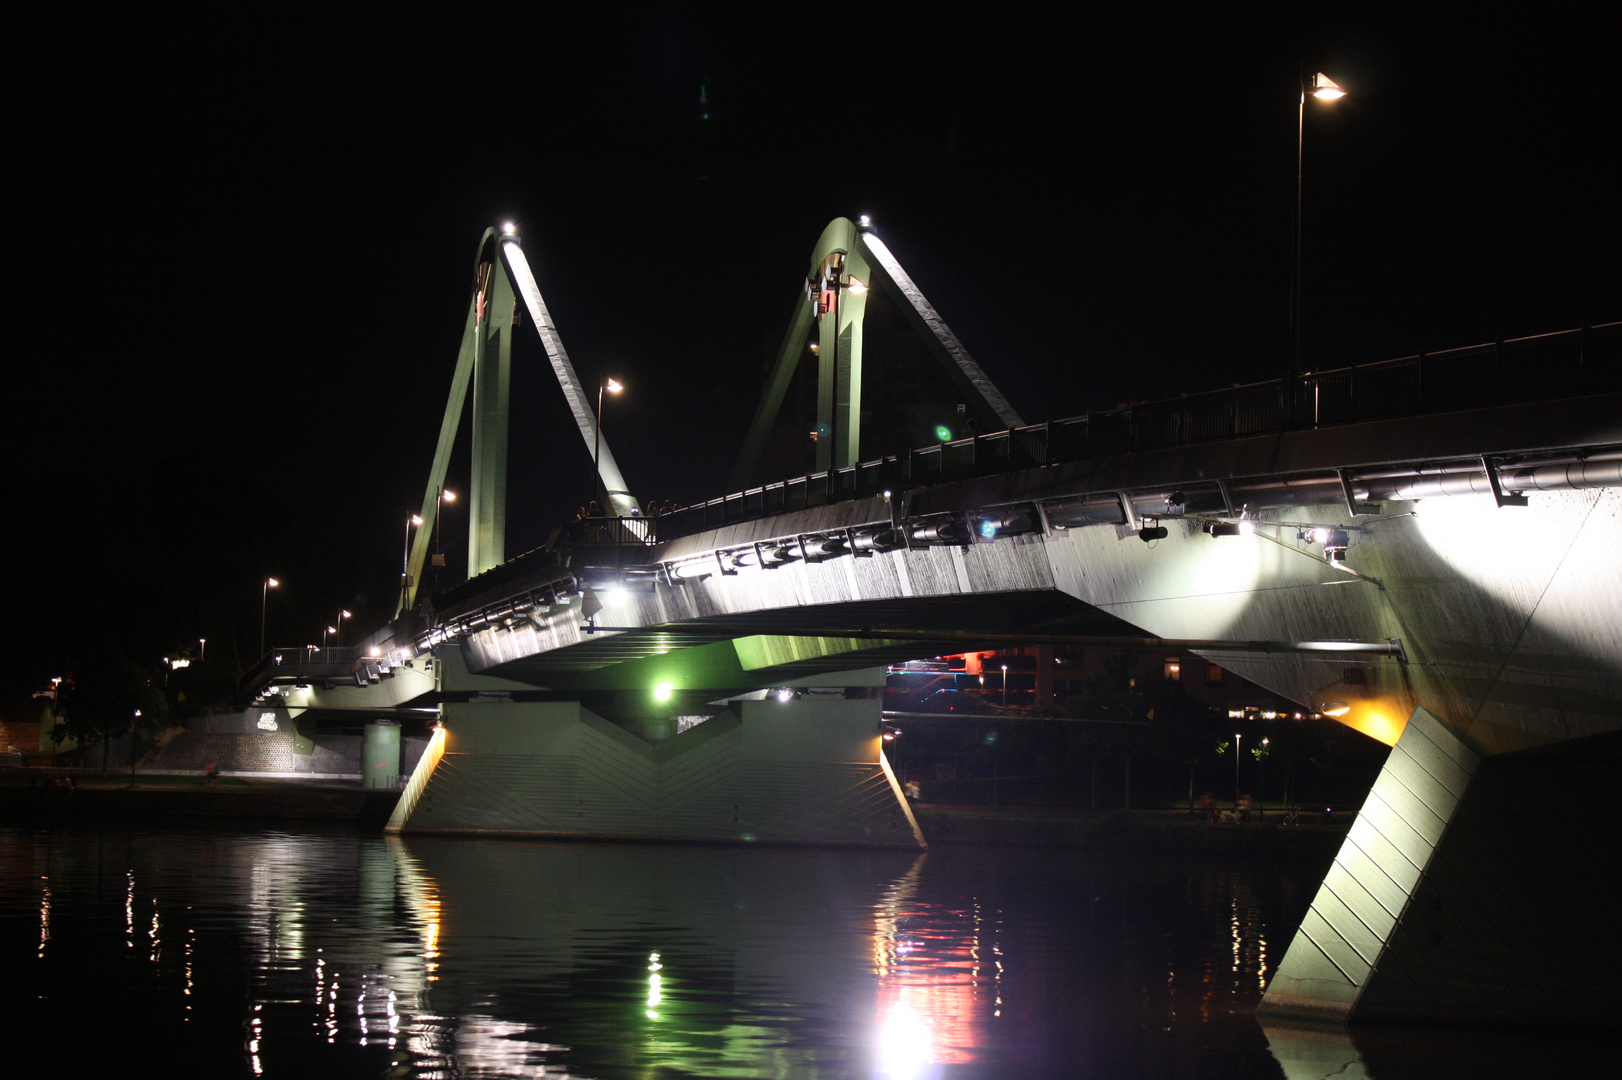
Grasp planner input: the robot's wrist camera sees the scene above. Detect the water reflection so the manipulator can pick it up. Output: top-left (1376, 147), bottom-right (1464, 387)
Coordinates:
top-left (5, 826), bottom-right (1610, 1077)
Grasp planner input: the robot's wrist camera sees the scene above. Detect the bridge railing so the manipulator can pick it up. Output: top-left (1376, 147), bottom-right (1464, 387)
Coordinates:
top-left (658, 323), bottom-right (1617, 541)
top-left (559, 515), bottom-right (657, 568)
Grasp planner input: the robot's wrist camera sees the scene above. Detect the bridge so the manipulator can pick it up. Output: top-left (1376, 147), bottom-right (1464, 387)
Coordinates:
top-left (244, 219), bottom-right (1621, 1030)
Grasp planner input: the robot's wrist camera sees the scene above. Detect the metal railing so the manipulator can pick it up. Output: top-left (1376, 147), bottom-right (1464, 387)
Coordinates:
top-left (559, 515), bottom-right (658, 569)
top-left (658, 324), bottom-right (1618, 540)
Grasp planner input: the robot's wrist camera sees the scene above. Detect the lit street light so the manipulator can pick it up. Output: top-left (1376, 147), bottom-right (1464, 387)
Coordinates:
top-left (594, 377), bottom-right (623, 512)
top-left (1001, 663), bottom-right (1010, 707)
top-left (401, 514), bottom-right (423, 609)
top-left (1234, 731), bottom-right (1243, 812)
top-left (1259, 736), bottom-right (1271, 820)
top-left (260, 577), bottom-right (280, 657)
top-left (431, 488), bottom-right (457, 576)
top-left (1292, 69), bottom-right (1346, 375)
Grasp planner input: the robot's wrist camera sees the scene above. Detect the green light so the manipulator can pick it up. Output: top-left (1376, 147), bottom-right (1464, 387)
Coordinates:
top-left (654, 681), bottom-right (674, 702)
top-left (935, 425), bottom-right (952, 442)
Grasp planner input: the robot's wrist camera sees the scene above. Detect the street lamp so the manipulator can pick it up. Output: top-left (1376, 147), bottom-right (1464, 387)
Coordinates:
top-left (401, 515), bottom-right (423, 609)
top-left (1259, 736), bottom-right (1271, 820)
top-left (1292, 70), bottom-right (1346, 376)
top-left (335, 609), bottom-right (351, 646)
top-left (1234, 732), bottom-right (1243, 812)
top-left (594, 377), bottom-right (623, 512)
top-left (1001, 663), bottom-right (1010, 706)
top-left (431, 488), bottom-right (457, 574)
top-left (260, 577), bottom-right (280, 657)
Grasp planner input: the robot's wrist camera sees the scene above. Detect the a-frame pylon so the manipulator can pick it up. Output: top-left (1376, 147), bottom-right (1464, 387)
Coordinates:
top-left (730, 217), bottom-right (1024, 490)
top-left (399, 226), bottom-right (639, 614)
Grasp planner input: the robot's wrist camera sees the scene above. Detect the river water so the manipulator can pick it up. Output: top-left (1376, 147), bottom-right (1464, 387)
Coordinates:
top-left (0, 825), bottom-right (1611, 1077)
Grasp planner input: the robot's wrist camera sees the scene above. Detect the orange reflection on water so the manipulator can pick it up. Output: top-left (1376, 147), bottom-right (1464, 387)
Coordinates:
top-left (873, 865), bottom-right (993, 1073)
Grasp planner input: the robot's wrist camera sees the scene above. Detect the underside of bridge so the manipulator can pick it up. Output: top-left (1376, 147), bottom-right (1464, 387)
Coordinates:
top-left (298, 219), bottom-right (1621, 1030)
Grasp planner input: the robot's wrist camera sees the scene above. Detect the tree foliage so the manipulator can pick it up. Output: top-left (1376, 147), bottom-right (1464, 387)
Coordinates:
top-left (57, 647), bottom-right (168, 766)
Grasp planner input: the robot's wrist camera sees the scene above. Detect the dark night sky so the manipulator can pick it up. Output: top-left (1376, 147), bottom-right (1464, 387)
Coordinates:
top-left (9, 7), bottom-right (1618, 683)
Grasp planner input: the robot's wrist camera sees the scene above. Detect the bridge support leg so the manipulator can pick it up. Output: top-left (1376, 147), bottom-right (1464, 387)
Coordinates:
top-left (394, 662), bottom-right (924, 848)
top-left (1261, 707), bottom-right (1621, 1029)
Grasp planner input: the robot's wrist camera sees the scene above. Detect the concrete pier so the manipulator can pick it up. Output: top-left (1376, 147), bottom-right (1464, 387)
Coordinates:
top-left (1261, 707), bottom-right (1621, 1029)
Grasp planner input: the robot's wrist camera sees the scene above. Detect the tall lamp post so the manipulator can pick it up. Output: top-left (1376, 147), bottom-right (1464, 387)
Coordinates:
top-left (401, 514), bottom-right (423, 610)
top-left (1234, 731), bottom-right (1243, 811)
top-left (430, 487), bottom-right (457, 586)
top-left (1001, 663), bottom-right (1010, 706)
top-left (1292, 70), bottom-right (1346, 376)
top-left (593, 377), bottom-right (623, 513)
top-left (1258, 736), bottom-right (1270, 820)
top-left (260, 577), bottom-right (280, 657)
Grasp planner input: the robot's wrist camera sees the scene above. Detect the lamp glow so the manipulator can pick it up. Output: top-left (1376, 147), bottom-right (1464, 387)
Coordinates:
top-left (654, 681), bottom-right (673, 702)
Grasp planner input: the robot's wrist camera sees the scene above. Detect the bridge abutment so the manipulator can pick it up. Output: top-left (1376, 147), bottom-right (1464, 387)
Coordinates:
top-left (392, 658), bottom-right (924, 847)
top-left (1262, 707), bottom-right (1621, 1029)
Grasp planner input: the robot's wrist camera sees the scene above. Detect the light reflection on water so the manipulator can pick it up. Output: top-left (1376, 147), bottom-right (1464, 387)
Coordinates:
top-left (1, 826), bottom-right (1612, 1078)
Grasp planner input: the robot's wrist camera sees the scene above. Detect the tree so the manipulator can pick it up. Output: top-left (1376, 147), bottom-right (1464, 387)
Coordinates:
top-left (57, 647), bottom-right (168, 772)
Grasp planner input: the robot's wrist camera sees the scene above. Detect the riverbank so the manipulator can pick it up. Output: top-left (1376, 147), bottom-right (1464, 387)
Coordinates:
top-left (913, 803), bottom-right (1352, 854)
top-left (0, 771), bottom-right (398, 826)
top-left (1, 770), bottom-right (1353, 850)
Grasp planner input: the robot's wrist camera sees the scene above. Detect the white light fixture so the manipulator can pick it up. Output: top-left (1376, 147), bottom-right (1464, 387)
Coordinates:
top-left (1311, 73), bottom-right (1346, 100)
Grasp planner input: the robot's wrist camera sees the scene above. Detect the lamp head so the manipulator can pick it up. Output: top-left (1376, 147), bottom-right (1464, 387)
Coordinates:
top-left (1311, 73), bottom-right (1346, 100)
top-left (605, 378), bottom-right (624, 394)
